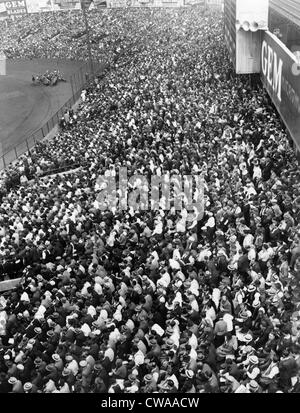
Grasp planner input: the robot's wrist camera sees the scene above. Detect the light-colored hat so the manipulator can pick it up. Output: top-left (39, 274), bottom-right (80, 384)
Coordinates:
top-left (248, 285), bottom-right (256, 292)
top-left (186, 370), bottom-right (194, 379)
top-left (249, 380), bottom-right (259, 391)
top-left (144, 374), bottom-right (152, 383)
top-left (62, 368), bottom-right (71, 377)
top-left (34, 327), bottom-right (42, 334)
top-left (8, 377), bottom-right (17, 385)
top-left (249, 355), bottom-right (259, 365)
top-left (45, 364), bottom-right (56, 372)
top-left (23, 382), bottom-right (32, 391)
top-left (244, 333), bottom-right (253, 343)
top-left (79, 360), bottom-right (87, 368)
top-left (52, 354), bottom-right (61, 362)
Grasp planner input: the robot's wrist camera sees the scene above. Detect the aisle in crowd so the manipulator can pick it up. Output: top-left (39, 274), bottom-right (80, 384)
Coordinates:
top-left (0, 8), bottom-right (300, 394)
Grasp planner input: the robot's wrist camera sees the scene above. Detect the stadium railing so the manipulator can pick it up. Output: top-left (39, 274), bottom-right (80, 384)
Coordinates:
top-left (0, 60), bottom-right (106, 171)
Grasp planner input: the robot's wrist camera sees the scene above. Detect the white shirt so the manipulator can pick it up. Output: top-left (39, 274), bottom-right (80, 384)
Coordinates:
top-left (67, 360), bottom-right (79, 376)
top-left (189, 334), bottom-right (198, 350)
top-left (134, 350), bottom-right (145, 366)
top-left (243, 234), bottom-right (254, 249)
top-left (104, 348), bottom-right (114, 362)
top-left (253, 166), bottom-right (262, 180)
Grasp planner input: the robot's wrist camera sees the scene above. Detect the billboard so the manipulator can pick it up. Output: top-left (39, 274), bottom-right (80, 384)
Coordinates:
top-left (261, 31), bottom-right (300, 150)
top-left (0, 0), bottom-right (28, 17)
top-left (0, 2), bottom-right (7, 16)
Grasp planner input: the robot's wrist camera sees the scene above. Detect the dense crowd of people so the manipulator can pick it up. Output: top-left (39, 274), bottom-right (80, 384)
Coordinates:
top-left (0, 7), bottom-right (300, 394)
top-left (0, 9), bottom-right (141, 65)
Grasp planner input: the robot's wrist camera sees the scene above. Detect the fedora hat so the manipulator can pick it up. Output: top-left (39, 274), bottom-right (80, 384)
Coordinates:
top-left (249, 355), bottom-right (259, 365)
top-left (186, 370), bottom-right (194, 379)
top-left (239, 310), bottom-right (249, 320)
top-left (34, 327), bottom-right (42, 335)
top-left (8, 377), bottom-right (17, 385)
top-left (52, 354), bottom-right (61, 362)
top-left (23, 382), bottom-right (32, 391)
top-left (79, 360), bottom-right (87, 368)
top-left (94, 363), bottom-right (102, 371)
top-left (45, 364), bottom-right (56, 372)
top-left (144, 374), bottom-right (152, 383)
top-left (244, 333), bottom-right (253, 343)
top-left (249, 380), bottom-right (259, 391)
top-left (248, 285), bottom-right (256, 293)
top-left (62, 368), bottom-right (71, 377)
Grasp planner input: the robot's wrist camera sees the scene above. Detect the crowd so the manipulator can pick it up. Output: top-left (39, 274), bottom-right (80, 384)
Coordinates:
top-left (0, 9), bottom-right (142, 65)
top-left (0, 7), bottom-right (300, 394)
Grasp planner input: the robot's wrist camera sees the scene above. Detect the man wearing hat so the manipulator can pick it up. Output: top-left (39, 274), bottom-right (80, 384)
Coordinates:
top-left (23, 382), bottom-right (38, 393)
top-left (8, 376), bottom-right (24, 393)
top-left (43, 364), bottom-right (59, 385)
top-left (241, 355), bottom-right (261, 381)
top-left (214, 316), bottom-right (228, 348)
top-left (52, 354), bottom-right (64, 372)
top-left (34, 356), bottom-right (47, 374)
top-left (142, 372), bottom-right (158, 392)
top-left (247, 379), bottom-right (262, 393)
top-left (61, 367), bottom-right (76, 388)
top-left (65, 355), bottom-right (79, 377)
top-left (220, 356), bottom-right (243, 381)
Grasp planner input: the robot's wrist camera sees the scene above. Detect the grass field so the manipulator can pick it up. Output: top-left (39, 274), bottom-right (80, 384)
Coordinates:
top-left (0, 59), bottom-right (87, 168)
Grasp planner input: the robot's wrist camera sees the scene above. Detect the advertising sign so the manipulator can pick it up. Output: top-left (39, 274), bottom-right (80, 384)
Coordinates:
top-left (261, 31), bottom-right (300, 149)
top-left (3, 0), bottom-right (27, 17)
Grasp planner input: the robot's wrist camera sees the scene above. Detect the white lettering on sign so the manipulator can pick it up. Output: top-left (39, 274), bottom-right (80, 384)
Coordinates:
top-left (7, 8), bottom-right (26, 13)
top-left (262, 40), bottom-right (283, 102)
top-left (5, 1), bottom-right (26, 8)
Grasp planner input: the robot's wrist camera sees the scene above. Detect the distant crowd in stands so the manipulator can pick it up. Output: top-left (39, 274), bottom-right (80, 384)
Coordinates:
top-left (0, 8), bottom-right (300, 394)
